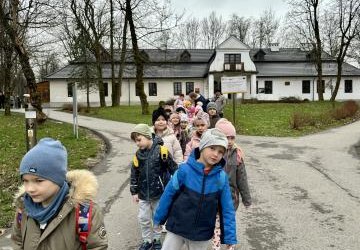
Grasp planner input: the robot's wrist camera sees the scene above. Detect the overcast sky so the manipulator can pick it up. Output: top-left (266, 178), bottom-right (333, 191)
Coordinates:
top-left (171, 0), bottom-right (289, 20)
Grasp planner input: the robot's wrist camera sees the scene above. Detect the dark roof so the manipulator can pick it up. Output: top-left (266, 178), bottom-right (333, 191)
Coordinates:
top-left (255, 61), bottom-right (360, 77)
top-left (250, 48), bottom-right (334, 62)
top-left (45, 63), bottom-right (210, 80)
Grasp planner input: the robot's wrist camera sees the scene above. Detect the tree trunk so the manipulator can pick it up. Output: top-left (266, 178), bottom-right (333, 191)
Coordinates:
top-left (126, 0), bottom-right (149, 114)
top-left (0, 3), bottom-right (46, 122)
top-left (313, 1), bottom-right (324, 101)
top-left (110, 0), bottom-right (119, 107)
top-left (118, 11), bottom-right (128, 106)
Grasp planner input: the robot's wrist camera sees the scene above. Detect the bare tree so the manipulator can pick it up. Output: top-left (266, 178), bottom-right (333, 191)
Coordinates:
top-left (70, 0), bottom-right (109, 107)
top-left (201, 11), bottom-right (226, 49)
top-left (330, 0), bottom-right (360, 101)
top-left (126, 0), bottom-right (149, 114)
top-left (177, 17), bottom-right (201, 49)
top-left (250, 8), bottom-right (280, 48)
top-left (0, 0), bottom-right (54, 120)
top-left (287, 0), bottom-right (325, 100)
top-left (227, 14), bottom-right (251, 44)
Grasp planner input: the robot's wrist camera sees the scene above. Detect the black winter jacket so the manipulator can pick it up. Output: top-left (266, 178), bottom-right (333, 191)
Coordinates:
top-left (130, 136), bottom-right (178, 201)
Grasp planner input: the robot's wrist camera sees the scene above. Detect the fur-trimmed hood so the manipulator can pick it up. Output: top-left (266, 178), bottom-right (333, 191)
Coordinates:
top-left (14, 169), bottom-right (98, 207)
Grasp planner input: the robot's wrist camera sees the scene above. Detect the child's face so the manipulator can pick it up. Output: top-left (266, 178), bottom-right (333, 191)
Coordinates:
top-left (154, 116), bottom-right (167, 132)
top-left (208, 108), bottom-right (217, 116)
top-left (134, 135), bottom-right (152, 150)
top-left (171, 117), bottom-right (180, 125)
top-left (22, 174), bottom-right (60, 207)
top-left (194, 121), bottom-right (207, 135)
top-left (227, 136), bottom-right (235, 149)
top-left (180, 121), bottom-right (188, 129)
top-left (199, 145), bottom-right (225, 168)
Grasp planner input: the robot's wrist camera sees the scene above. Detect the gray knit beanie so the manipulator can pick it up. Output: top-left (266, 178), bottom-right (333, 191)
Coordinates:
top-left (20, 138), bottom-right (67, 187)
top-left (199, 128), bottom-right (228, 151)
top-left (207, 102), bottom-right (217, 112)
top-left (131, 124), bottom-right (152, 139)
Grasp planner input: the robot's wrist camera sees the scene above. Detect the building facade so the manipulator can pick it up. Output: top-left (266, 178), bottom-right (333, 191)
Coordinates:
top-left (44, 36), bottom-right (360, 107)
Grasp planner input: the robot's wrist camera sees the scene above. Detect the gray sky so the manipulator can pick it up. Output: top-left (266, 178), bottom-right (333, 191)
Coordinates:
top-left (171, 0), bottom-right (289, 20)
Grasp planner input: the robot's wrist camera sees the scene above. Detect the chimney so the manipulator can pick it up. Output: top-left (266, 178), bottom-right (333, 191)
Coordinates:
top-left (269, 42), bottom-right (279, 52)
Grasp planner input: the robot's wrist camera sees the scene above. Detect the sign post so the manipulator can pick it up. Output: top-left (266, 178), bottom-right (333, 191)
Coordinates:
top-left (220, 76), bottom-right (247, 124)
top-left (72, 83), bottom-right (78, 139)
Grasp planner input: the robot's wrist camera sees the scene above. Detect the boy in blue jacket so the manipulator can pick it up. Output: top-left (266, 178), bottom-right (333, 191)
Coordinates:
top-left (153, 128), bottom-right (237, 250)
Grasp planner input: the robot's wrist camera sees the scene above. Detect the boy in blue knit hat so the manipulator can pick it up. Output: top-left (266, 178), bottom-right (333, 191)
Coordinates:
top-left (12, 138), bottom-right (108, 249)
top-left (153, 128), bottom-right (237, 250)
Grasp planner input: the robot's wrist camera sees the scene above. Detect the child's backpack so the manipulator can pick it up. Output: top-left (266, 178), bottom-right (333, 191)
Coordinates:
top-left (76, 202), bottom-right (93, 250)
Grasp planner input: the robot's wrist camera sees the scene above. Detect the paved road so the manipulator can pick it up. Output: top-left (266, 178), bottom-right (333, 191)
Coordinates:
top-left (1, 109), bottom-right (360, 250)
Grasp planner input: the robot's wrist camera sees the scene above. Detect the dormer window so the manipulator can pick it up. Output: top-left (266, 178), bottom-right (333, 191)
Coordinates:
top-left (224, 53), bottom-right (242, 71)
top-left (254, 49), bottom-right (266, 61)
top-left (180, 50), bottom-right (191, 62)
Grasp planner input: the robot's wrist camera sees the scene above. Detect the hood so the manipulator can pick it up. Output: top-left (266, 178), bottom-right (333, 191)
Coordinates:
top-left (14, 169), bottom-right (99, 207)
top-left (151, 126), bottom-right (174, 138)
top-left (187, 148), bottom-right (226, 175)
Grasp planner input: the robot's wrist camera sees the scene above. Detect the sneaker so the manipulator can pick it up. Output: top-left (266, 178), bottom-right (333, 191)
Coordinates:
top-left (152, 239), bottom-right (162, 250)
top-left (161, 225), bottom-right (167, 233)
top-left (139, 241), bottom-right (152, 250)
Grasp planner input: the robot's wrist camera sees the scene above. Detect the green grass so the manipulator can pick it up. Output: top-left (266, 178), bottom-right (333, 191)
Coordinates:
top-left (77, 101), bottom-right (355, 137)
top-left (0, 112), bottom-right (100, 228)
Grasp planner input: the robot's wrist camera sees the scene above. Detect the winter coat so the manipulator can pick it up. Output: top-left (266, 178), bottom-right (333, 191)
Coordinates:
top-left (179, 129), bottom-right (190, 155)
top-left (224, 146), bottom-right (251, 210)
top-left (11, 170), bottom-right (108, 250)
top-left (130, 136), bottom-right (178, 201)
top-left (211, 95), bottom-right (226, 115)
top-left (209, 114), bottom-right (221, 129)
top-left (183, 131), bottom-right (201, 161)
top-left (152, 126), bottom-right (183, 164)
top-left (153, 148), bottom-right (237, 245)
top-left (195, 94), bottom-right (210, 111)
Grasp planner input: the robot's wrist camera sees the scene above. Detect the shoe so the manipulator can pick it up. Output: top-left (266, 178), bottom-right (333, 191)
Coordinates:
top-left (161, 225), bottom-right (167, 233)
top-left (139, 241), bottom-right (152, 250)
top-left (152, 239), bottom-right (162, 250)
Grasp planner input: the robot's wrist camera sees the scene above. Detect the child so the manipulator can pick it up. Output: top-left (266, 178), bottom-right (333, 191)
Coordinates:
top-left (152, 107), bottom-right (183, 164)
top-left (169, 113), bottom-right (181, 140)
top-left (153, 128), bottom-right (237, 250)
top-left (207, 101), bottom-right (221, 129)
top-left (212, 119), bottom-right (252, 250)
top-left (130, 124), bottom-right (177, 250)
top-left (184, 114), bottom-right (209, 161)
top-left (12, 138), bottom-right (108, 249)
top-left (179, 114), bottom-right (191, 154)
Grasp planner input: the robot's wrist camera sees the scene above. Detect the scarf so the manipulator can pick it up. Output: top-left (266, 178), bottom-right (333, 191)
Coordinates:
top-left (24, 181), bottom-right (70, 225)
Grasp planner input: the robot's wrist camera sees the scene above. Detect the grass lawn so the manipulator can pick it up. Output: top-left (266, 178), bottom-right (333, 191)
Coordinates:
top-left (78, 101), bottom-right (356, 137)
top-left (0, 112), bottom-right (101, 228)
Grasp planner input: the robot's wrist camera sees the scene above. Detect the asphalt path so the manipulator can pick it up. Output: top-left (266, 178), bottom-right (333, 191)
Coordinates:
top-left (1, 109), bottom-right (360, 250)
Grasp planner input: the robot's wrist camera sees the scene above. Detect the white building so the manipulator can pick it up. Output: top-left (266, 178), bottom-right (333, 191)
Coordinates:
top-left (44, 36), bottom-right (360, 107)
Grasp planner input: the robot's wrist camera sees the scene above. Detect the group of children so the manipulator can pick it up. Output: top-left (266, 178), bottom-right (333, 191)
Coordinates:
top-left (10, 93), bottom-right (251, 250)
top-left (130, 94), bottom-right (252, 250)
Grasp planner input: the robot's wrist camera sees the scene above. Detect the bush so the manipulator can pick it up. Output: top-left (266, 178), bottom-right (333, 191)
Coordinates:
top-left (280, 96), bottom-right (302, 103)
top-left (331, 100), bottom-right (359, 120)
top-left (290, 112), bottom-right (314, 130)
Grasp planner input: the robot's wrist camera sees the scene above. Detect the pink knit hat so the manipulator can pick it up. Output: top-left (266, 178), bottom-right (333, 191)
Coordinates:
top-left (215, 118), bottom-right (236, 137)
top-left (170, 113), bottom-right (181, 121)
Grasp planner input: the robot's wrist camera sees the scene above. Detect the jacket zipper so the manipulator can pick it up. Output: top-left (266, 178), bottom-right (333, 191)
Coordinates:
top-left (194, 174), bottom-right (207, 226)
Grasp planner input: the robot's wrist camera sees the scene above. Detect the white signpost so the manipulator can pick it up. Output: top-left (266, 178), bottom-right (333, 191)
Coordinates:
top-left (72, 83), bottom-right (79, 139)
top-left (221, 76), bottom-right (247, 123)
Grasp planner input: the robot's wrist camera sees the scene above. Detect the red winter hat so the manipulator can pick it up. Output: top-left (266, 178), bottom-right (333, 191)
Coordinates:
top-left (215, 118), bottom-right (236, 137)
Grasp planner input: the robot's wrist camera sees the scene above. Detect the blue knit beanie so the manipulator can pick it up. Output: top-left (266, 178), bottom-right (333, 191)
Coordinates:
top-left (20, 138), bottom-right (67, 187)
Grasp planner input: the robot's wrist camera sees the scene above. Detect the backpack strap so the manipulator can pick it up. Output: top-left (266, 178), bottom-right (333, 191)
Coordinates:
top-left (160, 145), bottom-right (168, 161)
top-left (76, 201), bottom-right (93, 250)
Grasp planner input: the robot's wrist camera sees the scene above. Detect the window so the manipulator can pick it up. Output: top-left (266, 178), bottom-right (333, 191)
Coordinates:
top-left (149, 82), bottom-right (157, 96)
top-left (345, 80), bottom-right (353, 93)
top-left (264, 81), bottom-right (272, 94)
top-left (316, 80), bottom-right (325, 93)
top-left (256, 81), bottom-right (258, 94)
top-left (103, 82), bottom-right (108, 97)
top-left (173, 82), bottom-right (182, 95)
top-left (224, 54), bottom-right (242, 71)
top-left (302, 80), bottom-right (311, 94)
top-left (186, 82), bottom-right (194, 95)
top-left (224, 54), bottom-right (241, 64)
top-left (285, 81), bottom-right (290, 86)
top-left (67, 83), bottom-right (73, 97)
